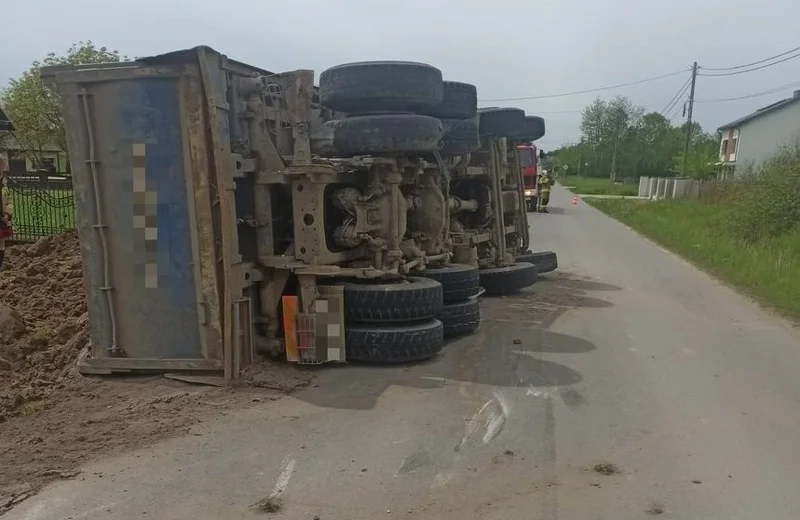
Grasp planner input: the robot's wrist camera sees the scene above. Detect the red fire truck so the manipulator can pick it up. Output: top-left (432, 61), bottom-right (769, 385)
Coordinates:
top-left (517, 143), bottom-right (542, 212)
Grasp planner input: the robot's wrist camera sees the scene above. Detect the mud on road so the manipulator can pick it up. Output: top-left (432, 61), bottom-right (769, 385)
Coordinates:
top-left (0, 231), bottom-right (606, 516)
top-left (0, 233), bottom-right (312, 513)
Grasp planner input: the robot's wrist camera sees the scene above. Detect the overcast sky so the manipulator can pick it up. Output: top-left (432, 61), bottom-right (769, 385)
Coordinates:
top-left (2, 0), bottom-right (799, 151)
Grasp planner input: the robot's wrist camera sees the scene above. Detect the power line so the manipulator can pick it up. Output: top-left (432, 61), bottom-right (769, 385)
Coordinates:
top-left (478, 69), bottom-right (688, 102)
top-left (660, 77), bottom-right (692, 116)
top-left (699, 51), bottom-right (800, 77)
top-left (534, 109), bottom-right (583, 114)
top-left (702, 44), bottom-right (800, 71)
top-left (664, 98), bottom-right (685, 120)
top-left (696, 80), bottom-right (800, 103)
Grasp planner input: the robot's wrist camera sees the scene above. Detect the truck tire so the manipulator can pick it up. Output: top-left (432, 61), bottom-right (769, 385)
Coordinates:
top-left (439, 298), bottom-right (480, 338)
top-left (337, 276), bottom-right (443, 323)
top-left (319, 61), bottom-right (443, 113)
top-left (420, 81), bottom-right (478, 119)
top-left (516, 250), bottom-right (558, 274)
top-left (480, 262), bottom-right (538, 296)
top-left (420, 263), bottom-right (480, 303)
top-left (509, 116), bottom-right (546, 143)
top-left (346, 319), bottom-right (444, 363)
top-left (326, 114), bottom-right (444, 155)
top-left (478, 107), bottom-right (526, 137)
top-left (439, 118), bottom-right (481, 156)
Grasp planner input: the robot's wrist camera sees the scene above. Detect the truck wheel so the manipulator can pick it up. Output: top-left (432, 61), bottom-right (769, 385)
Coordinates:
top-left (509, 116), bottom-right (546, 143)
top-left (346, 319), bottom-right (444, 363)
top-left (439, 298), bottom-right (480, 338)
top-left (516, 250), bottom-right (558, 274)
top-left (439, 118), bottom-right (481, 156)
top-left (480, 262), bottom-right (538, 296)
top-left (319, 61), bottom-right (443, 113)
top-left (326, 114), bottom-right (444, 155)
top-left (420, 263), bottom-right (480, 303)
top-left (478, 107), bottom-right (526, 137)
top-left (420, 81), bottom-right (478, 119)
top-left (337, 276), bottom-right (443, 323)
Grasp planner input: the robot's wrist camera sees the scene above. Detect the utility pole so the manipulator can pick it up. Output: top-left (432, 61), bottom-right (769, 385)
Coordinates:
top-left (682, 61), bottom-right (699, 177)
top-left (610, 129), bottom-right (619, 183)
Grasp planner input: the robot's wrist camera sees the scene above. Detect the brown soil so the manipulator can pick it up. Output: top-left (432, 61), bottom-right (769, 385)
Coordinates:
top-left (0, 232), bottom-right (312, 513)
top-left (0, 231), bottom-right (87, 422)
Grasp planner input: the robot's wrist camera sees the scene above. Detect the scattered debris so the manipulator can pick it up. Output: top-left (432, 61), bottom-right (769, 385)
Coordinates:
top-left (593, 462), bottom-right (620, 476)
top-left (646, 503), bottom-right (665, 515)
top-left (241, 362), bottom-right (313, 392)
top-left (512, 338), bottom-right (522, 345)
top-left (40, 469), bottom-right (81, 479)
top-left (252, 495), bottom-right (283, 514)
top-left (589, 481), bottom-right (601, 487)
top-left (691, 479), bottom-right (702, 484)
top-left (0, 482), bottom-right (37, 515)
top-left (504, 449), bottom-right (514, 456)
top-left (163, 374), bottom-right (227, 387)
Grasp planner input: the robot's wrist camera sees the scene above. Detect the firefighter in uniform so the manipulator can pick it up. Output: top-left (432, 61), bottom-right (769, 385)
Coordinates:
top-left (537, 170), bottom-right (552, 213)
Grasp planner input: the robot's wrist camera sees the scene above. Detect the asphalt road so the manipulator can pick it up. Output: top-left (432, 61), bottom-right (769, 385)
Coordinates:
top-left (9, 185), bottom-right (800, 520)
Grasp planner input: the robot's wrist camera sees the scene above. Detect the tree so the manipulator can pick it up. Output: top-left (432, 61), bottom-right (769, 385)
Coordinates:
top-left (673, 124), bottom-right (719, 179)
top-left (577, 96), bottom-right (646, 180)
top-left (606, 96), bottom-right (643, 181)
top-left (560, 95), bottom-right (719, 181)
top-left (1, 41), bottom-right (125, 169)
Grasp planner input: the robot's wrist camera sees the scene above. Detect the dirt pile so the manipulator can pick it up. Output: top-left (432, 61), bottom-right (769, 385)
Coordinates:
top-left (0, 231), bottom-right (89, 422)
top-left (0, 231), bottom-right (313, 513)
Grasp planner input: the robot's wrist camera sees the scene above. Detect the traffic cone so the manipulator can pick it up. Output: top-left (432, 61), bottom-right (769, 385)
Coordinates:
top-left (572, 196), bottom-right (579, 206)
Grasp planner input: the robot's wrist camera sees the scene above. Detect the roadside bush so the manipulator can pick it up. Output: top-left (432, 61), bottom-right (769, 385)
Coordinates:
top-left (727, 144), bottom-right (800, 244)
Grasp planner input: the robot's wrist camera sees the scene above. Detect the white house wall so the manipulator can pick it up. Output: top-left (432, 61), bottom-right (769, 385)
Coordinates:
top-left (736, 100), bottom-right (800, 172)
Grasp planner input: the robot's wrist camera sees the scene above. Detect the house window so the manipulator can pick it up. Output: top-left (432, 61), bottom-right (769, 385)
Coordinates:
top-left (40, 158), bottom-right (56, 173)
top-left (720, 139), bottom-right (729, 159)
top-left (730, 137), bottom-right (738, 159)
top-left (7, 158), bottom-right (25, 172)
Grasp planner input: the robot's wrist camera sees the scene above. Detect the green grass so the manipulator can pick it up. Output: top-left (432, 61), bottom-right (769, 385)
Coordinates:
top-left (559, 175), bottom-right (638, 196)
top-left (588, 198), bottom-right (800, 319)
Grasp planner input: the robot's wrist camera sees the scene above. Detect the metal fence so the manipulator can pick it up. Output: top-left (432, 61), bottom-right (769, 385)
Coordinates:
top-left (638, 176), bottom-right (703, 200)
top-left (3, 170), bottom-right (76, 242)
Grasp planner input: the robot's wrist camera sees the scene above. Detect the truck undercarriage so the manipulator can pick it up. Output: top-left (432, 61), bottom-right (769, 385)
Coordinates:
top-left (42, 46), bottom-right (556, 378)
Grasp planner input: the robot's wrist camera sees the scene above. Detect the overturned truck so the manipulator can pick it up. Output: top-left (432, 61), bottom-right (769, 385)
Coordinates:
top-left (43, 46), bottom-right (555, 378)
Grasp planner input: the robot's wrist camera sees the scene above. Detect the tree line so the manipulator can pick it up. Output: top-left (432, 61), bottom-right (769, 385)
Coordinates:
top-left (0, 42), bottom-right (124, 171)
top-left (553, 96), bottom-right (719, 180)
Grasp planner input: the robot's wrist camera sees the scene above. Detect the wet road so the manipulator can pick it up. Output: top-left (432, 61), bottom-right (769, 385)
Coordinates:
top-left (10, 185), bottom-right (800, 519)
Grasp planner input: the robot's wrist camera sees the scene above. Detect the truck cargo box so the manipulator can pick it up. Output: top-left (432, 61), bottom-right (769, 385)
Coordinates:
top-left (42, 46), bottom-right (262, 377)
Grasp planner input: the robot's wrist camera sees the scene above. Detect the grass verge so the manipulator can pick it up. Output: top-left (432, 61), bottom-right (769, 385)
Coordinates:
top-left (559, 176), bottom-right (638, 196)
top-left (587, 198), bottom-right (800, 319)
